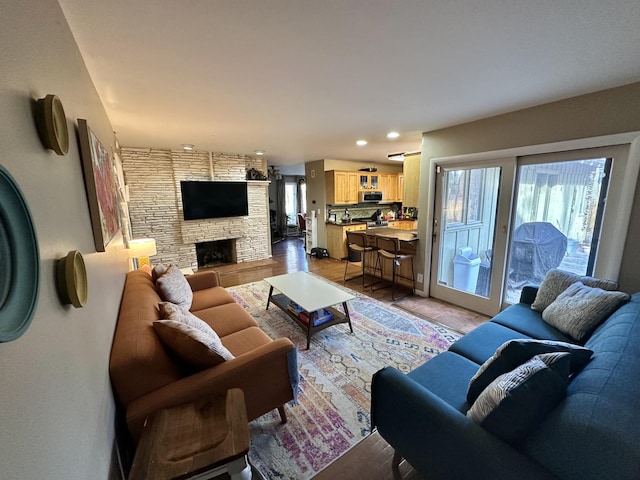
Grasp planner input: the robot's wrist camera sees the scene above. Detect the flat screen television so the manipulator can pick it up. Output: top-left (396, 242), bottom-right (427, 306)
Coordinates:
top-left (180, 181), bottom-right (249, 220)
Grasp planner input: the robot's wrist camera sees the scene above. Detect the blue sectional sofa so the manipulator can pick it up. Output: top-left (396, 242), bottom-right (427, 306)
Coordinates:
top-left (371, 286), bottom-right (640, 480)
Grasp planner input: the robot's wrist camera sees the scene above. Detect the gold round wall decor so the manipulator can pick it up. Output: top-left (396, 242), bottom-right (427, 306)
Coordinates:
top-left (56, 250), bottom-right (88, 308)
top-left (35, 94), bottom-right (69, 155)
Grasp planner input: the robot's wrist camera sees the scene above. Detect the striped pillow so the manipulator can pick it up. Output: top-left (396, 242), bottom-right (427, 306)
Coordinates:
top-left (467, 352), bottom-right (570, 444)
top-left (542, 282), bottom-right (630, 342)
top-left (467, 339), bottom-right (592, 404)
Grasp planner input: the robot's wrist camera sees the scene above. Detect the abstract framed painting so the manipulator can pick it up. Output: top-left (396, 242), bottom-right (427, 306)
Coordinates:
top-left (77, 118), bottom-right (120, 252)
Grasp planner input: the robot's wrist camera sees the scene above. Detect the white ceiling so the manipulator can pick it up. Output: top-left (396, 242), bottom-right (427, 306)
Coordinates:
top-left (58, 0), bottom-right (640, 169)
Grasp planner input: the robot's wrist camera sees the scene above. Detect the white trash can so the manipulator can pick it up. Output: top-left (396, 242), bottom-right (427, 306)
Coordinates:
top-left (453, 246), bottom-right (481, 293)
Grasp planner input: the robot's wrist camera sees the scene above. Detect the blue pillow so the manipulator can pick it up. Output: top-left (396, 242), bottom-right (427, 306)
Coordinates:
top-left (467, 339), bottom-right (592, 403)
top-left (467, 352), bottom-right (570, 444)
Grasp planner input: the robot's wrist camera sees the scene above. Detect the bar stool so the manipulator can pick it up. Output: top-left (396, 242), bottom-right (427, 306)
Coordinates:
top-left (372, 235), bottom-right (416, 300)
top-left (344, 230), bottom-right (377, 287)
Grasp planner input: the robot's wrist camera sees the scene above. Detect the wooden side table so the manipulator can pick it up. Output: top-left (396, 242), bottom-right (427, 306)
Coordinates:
top-left (129, 388), bottom-right (251, 480)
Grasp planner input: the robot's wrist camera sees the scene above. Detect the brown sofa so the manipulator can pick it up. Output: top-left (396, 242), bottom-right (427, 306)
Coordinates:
top-left (110, 269), bottom-right (297, 442)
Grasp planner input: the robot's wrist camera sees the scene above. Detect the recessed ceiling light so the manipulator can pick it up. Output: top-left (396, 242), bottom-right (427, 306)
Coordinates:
top-left (387, 131), bottom-right (400, 139)
top-left (182, 144), bottom-right (194, 151)
top-left (356, 140), bottom-right (368, 146)
top-left (255, 150), bottom-right (265, 156)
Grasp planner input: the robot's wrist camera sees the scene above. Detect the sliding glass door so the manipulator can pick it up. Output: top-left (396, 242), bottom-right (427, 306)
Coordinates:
top-left (430, 159), bottom-right (514, 315)
top-left (429, 147), bottom-right (623, 316)
top-left (505, 155), bottom-right (611, 304)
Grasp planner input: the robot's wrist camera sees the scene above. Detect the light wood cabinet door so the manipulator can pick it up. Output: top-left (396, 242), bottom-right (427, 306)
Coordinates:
top-left (402, 153), bottom-right (420, 207)
top-left (346, 172), bottom-right (359, 203)
top-left (326, 223), bottom-right (366, 259)
top-left (397, 219), bottom-right (417, 230)
top-left (326, 171), bottom-right (358, 205)
top-left (379, 174), bottom-right (398, 202)
top-left (397, 174), bottom-right (404, 202)
top-left (326, 224), bottom-right (345, 259)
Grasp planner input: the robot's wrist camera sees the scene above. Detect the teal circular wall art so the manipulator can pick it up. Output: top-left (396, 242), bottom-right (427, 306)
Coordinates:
top-left (0, 165), bottom-right (40, 342)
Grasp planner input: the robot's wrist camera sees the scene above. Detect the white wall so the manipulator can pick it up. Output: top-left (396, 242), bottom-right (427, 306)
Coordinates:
top-left (0, 2), bottom-right (128, 478)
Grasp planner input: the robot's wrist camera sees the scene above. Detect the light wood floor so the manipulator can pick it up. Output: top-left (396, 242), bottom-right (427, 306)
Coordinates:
top-left (214, 236), bottom-right (489, 335)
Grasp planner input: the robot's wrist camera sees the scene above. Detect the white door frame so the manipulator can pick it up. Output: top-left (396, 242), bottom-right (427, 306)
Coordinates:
top-left (419, 132), bottom-right (640, 311)
top-left (429, 158), bottom-right (515, 316)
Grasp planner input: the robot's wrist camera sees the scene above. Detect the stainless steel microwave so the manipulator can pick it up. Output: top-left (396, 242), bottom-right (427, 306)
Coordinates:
top-left (359, 191), bottom-right (383, 202)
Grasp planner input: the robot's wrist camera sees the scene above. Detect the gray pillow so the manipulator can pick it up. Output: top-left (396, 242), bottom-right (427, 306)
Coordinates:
top-left (542, 282), bottom-right (631, 342)
top-left (531, 268), bottom-right (619, 312)
top-left (156, 265), bottom-right (193, 309)
top-left (151, 263), bottom-right (169, 282)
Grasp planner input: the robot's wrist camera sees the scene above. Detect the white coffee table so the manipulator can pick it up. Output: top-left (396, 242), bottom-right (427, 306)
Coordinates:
top-left (264, 272), bottom-right (355, 349)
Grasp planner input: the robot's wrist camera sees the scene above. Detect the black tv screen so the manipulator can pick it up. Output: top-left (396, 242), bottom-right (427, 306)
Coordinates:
top-left (180, 181), bottom-right (249, 220)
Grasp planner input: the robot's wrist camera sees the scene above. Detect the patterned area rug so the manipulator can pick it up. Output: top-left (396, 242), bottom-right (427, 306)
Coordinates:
top-left (226, 278), bottom-right (460, 480)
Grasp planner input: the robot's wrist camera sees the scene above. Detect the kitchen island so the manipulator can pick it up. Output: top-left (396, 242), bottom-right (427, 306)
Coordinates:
top-left (326, 220), bottom-right (418, 260)
top-left (361, 228), bottom-right (418, 291)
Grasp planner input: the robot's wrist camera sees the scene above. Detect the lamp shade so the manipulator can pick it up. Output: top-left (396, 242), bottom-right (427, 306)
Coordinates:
top-left (127, 238), bottom-right (157, 258)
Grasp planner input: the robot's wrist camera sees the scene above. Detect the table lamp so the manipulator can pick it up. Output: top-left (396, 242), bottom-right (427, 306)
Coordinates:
top-left (128, 238), bottom-right (157, 269)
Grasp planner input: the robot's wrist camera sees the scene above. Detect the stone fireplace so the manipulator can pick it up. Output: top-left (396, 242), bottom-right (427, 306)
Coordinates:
top-left (122, 147), bottom-right (271, 269)
top-left (196, 239), bottom-right (236, 268)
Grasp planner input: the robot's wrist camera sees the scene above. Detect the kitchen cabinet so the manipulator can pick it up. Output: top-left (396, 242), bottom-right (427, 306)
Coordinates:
top-left (396, 219), bottom-right (418, 230)
top-left (326, 222), bottom-right (367, 259)
top-left (326, 171), bottom-right (359, 204)
top-left (359, 173), bottom-right (379, 190)
top-left (403, 153), bottom-right (421, 207)
top-left (379, 174), bottom-right (398, 202)
top-left (397, 174), bottom-right (404, 202)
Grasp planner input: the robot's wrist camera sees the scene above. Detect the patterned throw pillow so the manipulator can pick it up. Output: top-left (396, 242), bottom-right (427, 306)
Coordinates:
top-left (153, 319), bottom-right (234, 370)
top-left (542, 282), bottom-right (631, 342)
top-left (531, 268), bottom-right (619, 312)
top-left (467, 352), bottom-right (570, 444)
top-left (155, 265), bottom-right (193, 309)
top-left (467, 339), bottom-right (593, 404)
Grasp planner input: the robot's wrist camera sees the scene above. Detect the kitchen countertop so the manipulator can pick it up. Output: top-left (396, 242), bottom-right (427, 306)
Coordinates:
top-left (326, 218), bottom-right (418, 226)
top-left (363, 227), bottom-right (418, 242)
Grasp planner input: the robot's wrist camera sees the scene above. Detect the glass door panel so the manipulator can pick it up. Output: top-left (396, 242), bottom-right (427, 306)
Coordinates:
top-left (430, 160), bottom-right (513, 316)
top-left (505, 157), bottom-right (611, 303)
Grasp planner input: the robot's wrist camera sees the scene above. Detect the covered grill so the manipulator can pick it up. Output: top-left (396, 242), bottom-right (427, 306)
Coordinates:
top-left (509, 222), bottom-right (567, 287)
